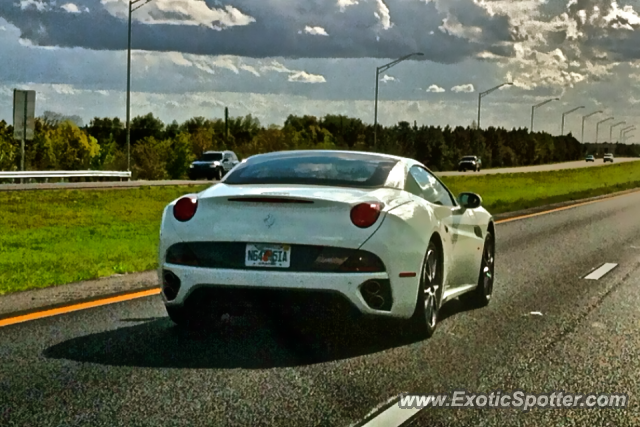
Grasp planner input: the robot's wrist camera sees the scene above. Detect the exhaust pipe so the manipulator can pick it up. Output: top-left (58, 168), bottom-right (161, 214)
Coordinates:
top-left (364, 281), bottom-right (381, 294)
top-left (362, 281), bottom-right (385, 309)
top-left (368, 294), bottom-right (385, 309)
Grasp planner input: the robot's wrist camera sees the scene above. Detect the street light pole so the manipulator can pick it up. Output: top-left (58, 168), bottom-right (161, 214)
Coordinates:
top-left (581, 110), bottom-right (602, 143)
top-left (595, 117), bottom-right (613, 143)
top-left (126, 0), bottom-right (152, 174)
top-left (609, 121), bottom-right (626, 143)
top-left (620, 126), bottom-right (635, 142)
top-left (373, 52), bottom-right (424, 149)
top-left (477, 82), bottom-right (513, 129)
top-left (561, 106), bottom-right (584, 135)
top-left (531, 98), bottom-right (560, 132)
top-left (624, 132), bottom-right (635, 144)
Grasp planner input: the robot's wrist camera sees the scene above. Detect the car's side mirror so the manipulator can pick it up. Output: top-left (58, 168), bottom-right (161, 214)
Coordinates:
top-left (458, 192), bottom-right (483, 209)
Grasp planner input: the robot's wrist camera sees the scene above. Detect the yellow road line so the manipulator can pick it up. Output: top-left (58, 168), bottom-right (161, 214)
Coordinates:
top-left (0, 288), bottom-right (161, 328)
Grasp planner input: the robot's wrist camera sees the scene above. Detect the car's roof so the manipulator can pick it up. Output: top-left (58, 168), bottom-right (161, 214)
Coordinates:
top-left (203, 150), bottom-right (232, 154)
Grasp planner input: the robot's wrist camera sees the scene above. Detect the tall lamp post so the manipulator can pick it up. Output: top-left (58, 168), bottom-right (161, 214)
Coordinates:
top-left (561, 106), bottom-right (584, 135)
top-left (620, 126), bottom-right (635, 142)
top-left (581, 110), bottom-right (602, 143)
top-left (373, 52), bottom-right (424, 149)
top-left (531, 98), bottom-right (560, 132)
top-left (609, 121), bottom-right (626, 143)
top-left (623, 128), bottom-right (636, 144)
top-left (595, 117), bottom-right (613, 143)
top-left (126, 0), bottom-right (153, 174)
top-left (477, 82), bottom-right (513, 129)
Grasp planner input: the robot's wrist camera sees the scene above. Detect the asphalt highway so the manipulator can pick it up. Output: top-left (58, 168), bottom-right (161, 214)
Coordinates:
top-left (2, 191), bottom-right (640, 426)
top-left (1, 158), bottom-right (638, 191)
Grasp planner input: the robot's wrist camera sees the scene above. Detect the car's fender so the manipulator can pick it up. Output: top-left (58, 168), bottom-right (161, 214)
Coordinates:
top-left (359, 199), bottom-right (450, 318)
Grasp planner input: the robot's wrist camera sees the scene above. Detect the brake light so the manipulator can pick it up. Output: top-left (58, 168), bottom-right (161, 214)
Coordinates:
top-left (173, 196), bottom-right (198, 222)
top-left (350, 202), bottom-right (382, 228)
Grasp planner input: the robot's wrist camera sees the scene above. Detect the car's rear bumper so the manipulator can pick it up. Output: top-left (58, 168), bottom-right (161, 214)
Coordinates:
top-left (159, 265), bottom-right (414, 319)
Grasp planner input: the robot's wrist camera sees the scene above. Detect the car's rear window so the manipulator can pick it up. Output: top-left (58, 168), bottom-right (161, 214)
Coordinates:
top-left (461, 156), bottom-right (476, 161)
top-left (201, 153), bottom-right (223, 161)
top-left (224, 151), bottom-right (399, 188)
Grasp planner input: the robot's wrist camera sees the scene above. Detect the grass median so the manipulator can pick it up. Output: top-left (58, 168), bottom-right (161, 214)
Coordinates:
top-left (1, 161), bottom-right (640, 295)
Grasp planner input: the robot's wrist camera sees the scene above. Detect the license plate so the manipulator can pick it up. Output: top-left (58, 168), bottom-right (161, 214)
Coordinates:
top-left (245, 243), bottom-right (291, 268)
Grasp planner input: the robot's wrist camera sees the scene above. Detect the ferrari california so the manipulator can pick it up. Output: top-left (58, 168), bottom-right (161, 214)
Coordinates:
top-left (158, 150), bottom-right (495, 338)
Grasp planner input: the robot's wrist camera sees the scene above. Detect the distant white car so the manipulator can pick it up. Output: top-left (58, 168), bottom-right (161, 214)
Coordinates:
top-left (158, 150), bottom-right (496, 339)
top-left (585, 155), bottom-right (595, 162)
top-left (603, 153), bottom-right (614, 163)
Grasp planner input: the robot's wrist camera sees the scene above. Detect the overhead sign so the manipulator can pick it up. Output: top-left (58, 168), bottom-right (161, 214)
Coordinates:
top-left (13, 89), bottom-right (36, 141)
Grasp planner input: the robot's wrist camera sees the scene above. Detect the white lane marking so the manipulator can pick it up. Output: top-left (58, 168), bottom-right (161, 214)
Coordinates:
top-left (359, 403), bottom-right (421, 427)
top-left (584, 263), bottom-right (618, 280)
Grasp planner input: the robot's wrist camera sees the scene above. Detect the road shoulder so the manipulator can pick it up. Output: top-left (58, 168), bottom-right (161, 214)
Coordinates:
top-left (0, 271), bottom-right (158, 320)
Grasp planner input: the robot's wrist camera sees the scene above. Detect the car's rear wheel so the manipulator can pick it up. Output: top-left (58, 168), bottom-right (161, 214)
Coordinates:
top-left (404, 239), bottom-right (443, 340)
top-left (461, 231), bottom-right (495, 308)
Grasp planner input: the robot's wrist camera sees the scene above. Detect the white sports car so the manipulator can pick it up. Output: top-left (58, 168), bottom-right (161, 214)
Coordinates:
top-left (158, 150), bottom-right (495, 338)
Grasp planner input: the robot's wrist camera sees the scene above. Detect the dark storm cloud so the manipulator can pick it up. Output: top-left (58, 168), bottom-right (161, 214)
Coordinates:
top-left (563, 0), bottom-right (640, 62)
top-left (0, 0), bottom-right (516, 63)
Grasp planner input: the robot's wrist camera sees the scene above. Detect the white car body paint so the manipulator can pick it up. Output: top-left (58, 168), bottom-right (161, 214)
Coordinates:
top-left (157, 150), bottom-right (494, 320)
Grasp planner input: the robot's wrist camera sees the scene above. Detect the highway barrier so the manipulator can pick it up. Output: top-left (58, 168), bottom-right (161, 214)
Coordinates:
top-left (0, 170), bottom-right (131, 183)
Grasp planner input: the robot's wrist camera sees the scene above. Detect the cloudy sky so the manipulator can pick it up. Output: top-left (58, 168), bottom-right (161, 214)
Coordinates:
top-left (2, 0), bottom-right (640, 141)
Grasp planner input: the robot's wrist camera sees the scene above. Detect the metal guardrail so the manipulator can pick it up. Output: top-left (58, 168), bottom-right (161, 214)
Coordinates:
top-left (0, 171), bottom-right (131, 181)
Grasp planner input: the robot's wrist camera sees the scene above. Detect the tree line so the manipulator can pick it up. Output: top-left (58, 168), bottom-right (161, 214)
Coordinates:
top-left (0, 112), bottom-right (637, 180)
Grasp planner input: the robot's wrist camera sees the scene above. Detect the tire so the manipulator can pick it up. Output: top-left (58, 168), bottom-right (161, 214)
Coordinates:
top-left (404, 239), bottom-right (443, 340)
top-left (461, 231), bottom-right (495, 308)
top-left (214, 169), bottom-right (222, 180)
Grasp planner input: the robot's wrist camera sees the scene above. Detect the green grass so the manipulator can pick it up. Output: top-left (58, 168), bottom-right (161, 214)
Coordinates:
top-left (440, 161), bottom-right (640, 214)
top-left (0, 185), bottom-right (209, 295)
top-left (1, 161), bottom-right (640, 295)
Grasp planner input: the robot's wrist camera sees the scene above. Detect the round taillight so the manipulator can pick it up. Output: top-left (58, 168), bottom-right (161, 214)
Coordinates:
top-left (173, 196), bottom-right (198, 222)
top-left (350, 202), bottom-right (382, 228)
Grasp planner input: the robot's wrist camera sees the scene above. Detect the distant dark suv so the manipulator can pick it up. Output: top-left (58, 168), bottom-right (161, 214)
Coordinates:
top-left (188, 150), bottom-right (240, 180)
top-left (458, 155), bottom-right (482, 172)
